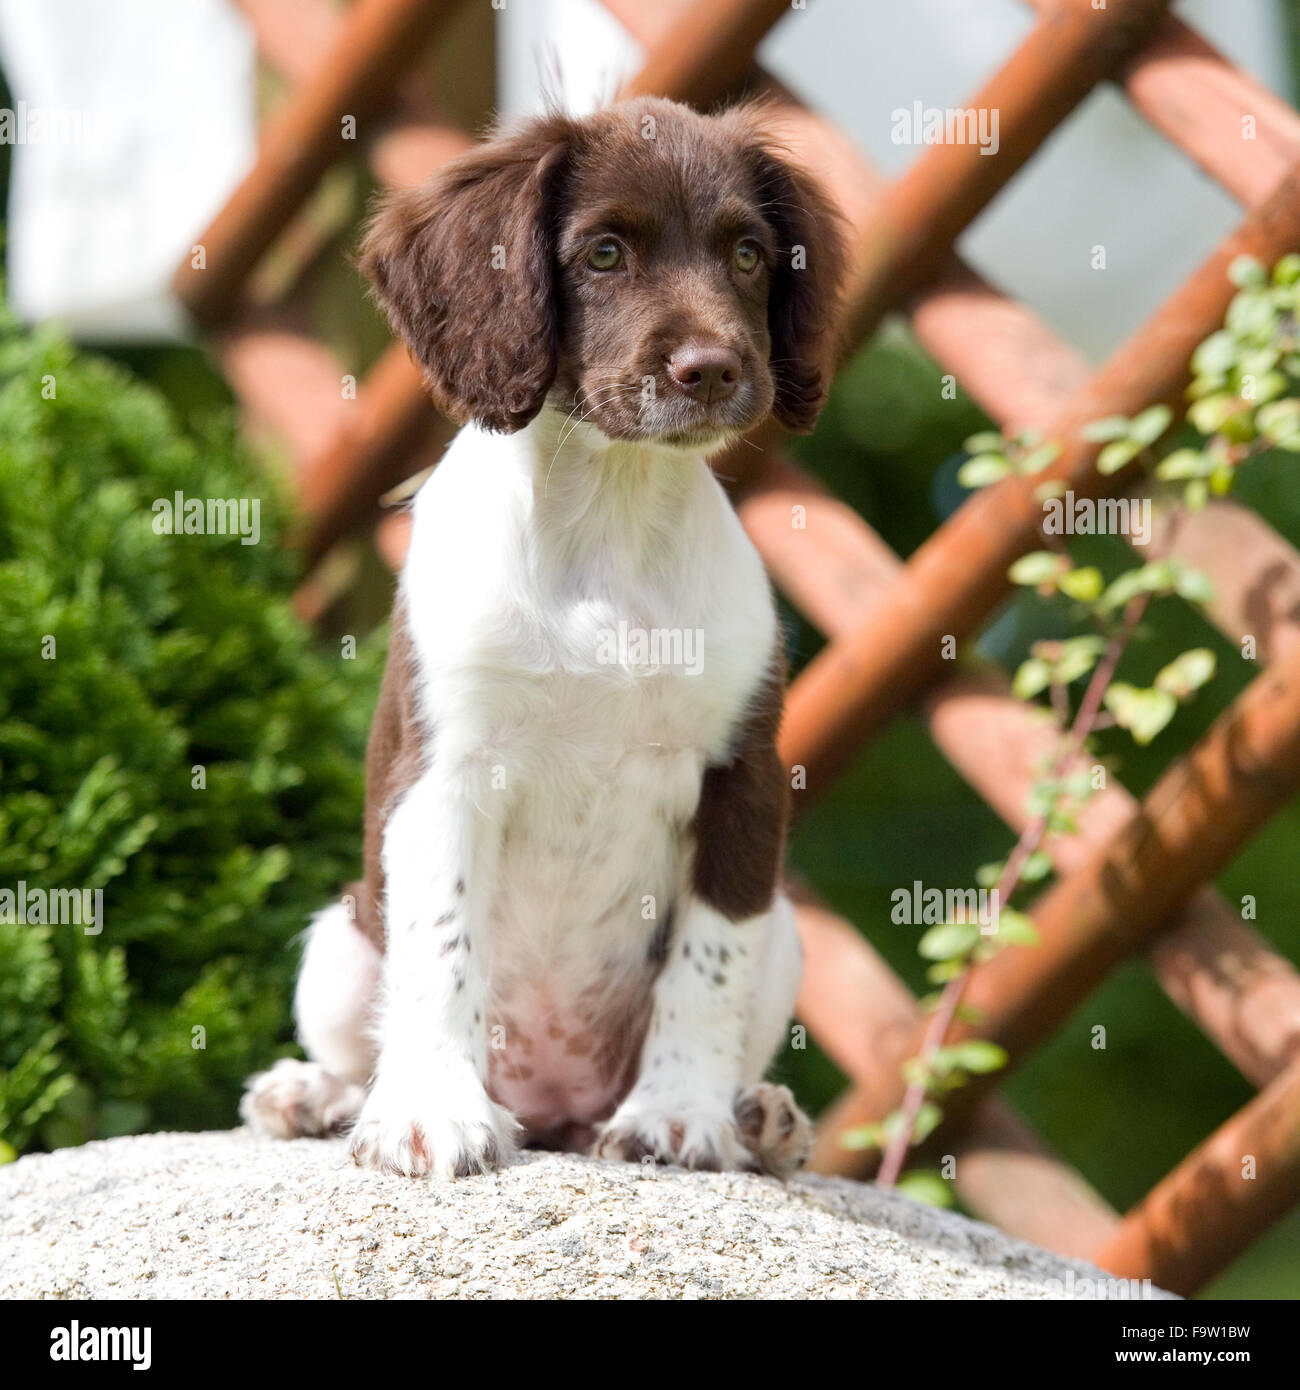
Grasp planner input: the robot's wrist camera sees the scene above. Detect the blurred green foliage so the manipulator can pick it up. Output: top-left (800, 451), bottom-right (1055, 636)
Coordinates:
top-left (0, 310), bottom-right (382, 1156)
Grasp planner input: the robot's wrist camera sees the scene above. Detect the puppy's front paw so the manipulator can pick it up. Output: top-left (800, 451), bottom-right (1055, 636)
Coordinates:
top-left (594, 1100), bottom-right (747, 1172)
top-left (735, 1082), bottom-right (812, 1177)
top-left (241, 1058), bottom-right (365, 1139)
top-left (349, 1082), bottom-right (518, 1179)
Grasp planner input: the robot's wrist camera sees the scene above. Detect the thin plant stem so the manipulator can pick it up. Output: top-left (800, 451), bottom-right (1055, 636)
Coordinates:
top-left (876, 508), bottom-right (1184, 1190)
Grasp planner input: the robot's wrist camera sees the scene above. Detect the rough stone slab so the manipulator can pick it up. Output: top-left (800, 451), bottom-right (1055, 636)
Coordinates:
top-left (0, 1129), bottom-right (1150, 1300)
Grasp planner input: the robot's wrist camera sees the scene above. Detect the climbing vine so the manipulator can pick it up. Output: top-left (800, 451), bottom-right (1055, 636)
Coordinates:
top-left (845, 252), bottom-right (1300, 1198)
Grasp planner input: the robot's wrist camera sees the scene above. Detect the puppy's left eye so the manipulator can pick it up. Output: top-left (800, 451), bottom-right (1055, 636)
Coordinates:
top-left (587, 240), bottom-right (623, 271)
top-left (733, 239), bottom-right (761, 273)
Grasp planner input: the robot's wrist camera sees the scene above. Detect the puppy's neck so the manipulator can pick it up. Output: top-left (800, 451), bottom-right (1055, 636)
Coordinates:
top-left (512, 402), bottom-right (713, 574)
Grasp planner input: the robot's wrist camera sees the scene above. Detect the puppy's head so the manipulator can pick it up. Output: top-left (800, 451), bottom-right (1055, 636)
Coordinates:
top-left (360, 98), bottom-right (845, 446)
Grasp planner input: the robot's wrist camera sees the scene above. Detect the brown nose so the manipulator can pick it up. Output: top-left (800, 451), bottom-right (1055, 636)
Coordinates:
top-left (667, 344), bottom-right (742, 404)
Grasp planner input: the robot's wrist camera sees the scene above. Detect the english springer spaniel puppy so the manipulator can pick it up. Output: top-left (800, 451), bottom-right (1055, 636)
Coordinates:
top-left (243, 97), bottom-right (845, 1178)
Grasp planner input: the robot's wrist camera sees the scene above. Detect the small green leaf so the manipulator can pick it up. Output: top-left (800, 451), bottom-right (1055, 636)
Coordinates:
top-left (1098, 570), bottom-right (1146, 613)
top-left (1064, 768), bottom-right (1096, 801)
top-left (947, 1040), bottom-right (1009, 1074)
top-left (1155, 647), bottom-right (1217, 699)
top-left (1098, 560), bottom-right (1177, 612)
top-left (1008, 551), bottom-right (1061, 586)
top-left (1272, 253), bottom-right (1300, 287)
top-left (1191, 330), bottom-right (1238, 378)
top-left (1026, 778), bottom-right (1061, 818)
top-left (1019, 441), bottom-right (1062, 474)
top-left (901, 1056), bottom-right (932, 1087)
top-left (913, 1102), bottom-right (943, 1144)
top-left (1188, 393), bottom-right (1239, 436)
top-left (840, 1123), bottom-right (883, 1151)
top-left (1173, 567), bottom-right (1215, 604)
top-left (880, 1111), bottom-right (908, 1144)
top-left (1046, 807), bottom-right (1079, 836)
top-left (1020, 851), bottom-right (1053, 883)
top-left (1184, 478), bottom-right (1209, 511)
top-left (918, 921), bottom-right (981, 962)
top-left (1051, 634), bottom-right (1106, 682)
top-left (1156, 448), bottom-right (1213, 481)
top-left (1187, 372), bottom-right (1227, 401)
top-left (1226, 288), bottom-right (1277, 342)
top-left (926, 959), bottom-right (965, 984)
top-left (1237, 345), bottom-right (1280, 379)
top-left (975, 860), bottom-right (1005, 890)
top-left (927, 1048), bottom-right (969, 1082)
top-left (1228, 255), bottom-right (1267, 289)
top-left (958, 453), bottom-right (1012, 488)
top-left (1081, 415), bottom-right (1132, 443)
top-left (992, 908), bottom-right (1040, 946)
top-left (1098, 438), bottom-right (1141, 474)
top-left (1129, 404), bottom-right (1173, 447)
top-left (1244, 369), bottom-right (1288, 406)
top-left (1034, 478), bottom-right (1067, 502)
top-left (963, 431), bottom-right (1007, 454)
top-left (895, 1171), bottom-right (956, 1209)
top-left (1012, 657), bottom-right (1052, 700)
top-left (1103, 683), bottom-right (1178, 745)
top-left (1258, 398), bottom-right (1300, 446)
top-left (1057, 566), bottom-right (1104, 603)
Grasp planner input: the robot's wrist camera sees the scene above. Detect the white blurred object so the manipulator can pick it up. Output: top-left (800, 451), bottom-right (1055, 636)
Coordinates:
top-left (0, 0), bottom-right (256, 341)
top-left (498, 0), bottom-right (1293, 362)
top-left (498, 0), bottom-right (637, 118)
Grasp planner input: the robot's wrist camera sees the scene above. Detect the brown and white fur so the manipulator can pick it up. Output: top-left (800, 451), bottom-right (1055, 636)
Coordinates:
top-left (242, 97), bottom-right (845, 1179)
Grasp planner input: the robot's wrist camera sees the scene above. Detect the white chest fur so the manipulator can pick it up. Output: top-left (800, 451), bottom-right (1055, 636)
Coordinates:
top-left (394, 410), bottom-right (777, 1132)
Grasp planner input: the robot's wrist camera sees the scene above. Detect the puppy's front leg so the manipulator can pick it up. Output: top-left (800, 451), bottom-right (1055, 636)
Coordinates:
top-left (597, 894), bottom-right (768, 1171)
top-left (596, 663), bottom-right (801, 1172)
top-left (349, 768), bottom-right (518, 1177)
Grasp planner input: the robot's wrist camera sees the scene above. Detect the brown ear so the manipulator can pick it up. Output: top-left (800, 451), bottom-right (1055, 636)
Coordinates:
top-left (744, 136), bottom-right (846, 433)
top-left (359, 115), bottom-right (572, 433)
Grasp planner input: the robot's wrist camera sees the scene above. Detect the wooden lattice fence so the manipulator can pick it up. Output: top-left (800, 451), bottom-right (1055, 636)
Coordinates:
top-left (178, 0), bottom-right (1300, 1296)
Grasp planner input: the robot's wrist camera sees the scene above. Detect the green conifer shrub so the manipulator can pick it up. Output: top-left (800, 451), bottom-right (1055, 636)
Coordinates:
top-left (0, 310), bottom-right (381, 1158)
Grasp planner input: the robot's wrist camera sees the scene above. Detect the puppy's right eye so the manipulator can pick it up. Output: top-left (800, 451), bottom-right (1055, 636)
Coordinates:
top-left (733, 239), bottom-right (761, 273)
top-left (586, 240), bottom-right (623, 271)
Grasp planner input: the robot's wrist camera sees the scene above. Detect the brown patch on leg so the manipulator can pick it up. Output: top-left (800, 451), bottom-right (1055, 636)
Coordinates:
top-left (358, 600), bottom-right (430, 954)
top-left (691, 650), bottom-right (788, 922)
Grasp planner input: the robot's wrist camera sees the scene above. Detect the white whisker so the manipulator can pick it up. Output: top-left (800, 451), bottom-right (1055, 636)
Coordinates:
top-left (545, 384), bottom-right (630, 496)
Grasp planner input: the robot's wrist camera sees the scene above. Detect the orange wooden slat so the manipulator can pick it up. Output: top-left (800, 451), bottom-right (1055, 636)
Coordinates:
top-left (780, 164), bottom-right (1300, 800)
top-left (1097, 1059), bottom-right (1300, 1295)
top-left (1025, 0), bottom-right (1300, 207)
top-left (175, 0), bottom-right (465, 324)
